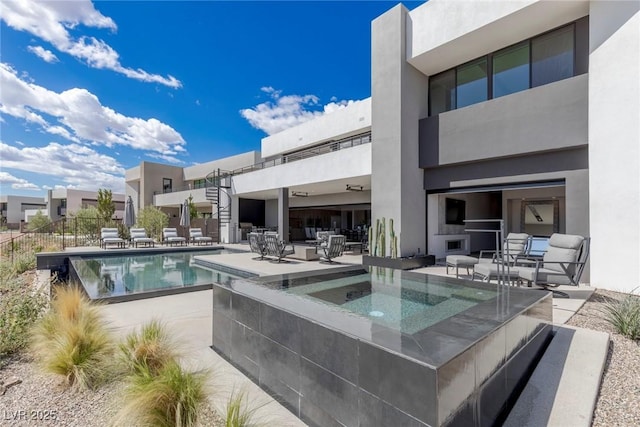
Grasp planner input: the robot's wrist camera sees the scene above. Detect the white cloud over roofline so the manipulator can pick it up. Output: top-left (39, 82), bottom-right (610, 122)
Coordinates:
top-left (0, 141), bottom-right (125, 193)
top-left (0, 171), bottom-right (40, 190)
top-left (1, 0), bottom-right (181, 88)
top-left (0, 63), bottom-right (186, 156)
top-left (240, 87), bottom-right (356, 135)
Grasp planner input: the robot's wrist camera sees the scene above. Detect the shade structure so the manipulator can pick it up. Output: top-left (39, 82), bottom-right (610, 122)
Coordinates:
top-left (180, 199), bottom-right (191, 228)
top-left (124, 195), bottom-right (135, 228)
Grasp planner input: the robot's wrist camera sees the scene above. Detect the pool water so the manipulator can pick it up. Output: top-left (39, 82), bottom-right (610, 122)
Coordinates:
top-left (261, 267), bottom-right (496, 334)
top-left (70, 250), bottom-right (252, 299)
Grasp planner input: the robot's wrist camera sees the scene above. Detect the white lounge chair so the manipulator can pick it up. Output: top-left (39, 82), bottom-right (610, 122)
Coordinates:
top-left (248, 232), bottom-right (267, 260)
top-left (162, 227), bottom-right (186, 246)
top-left (129, 228), bottom-right (155, 248)
top-left (190, 228), bottom-right (213, 245)
top-left (100, 227), bottom-right (126, 249)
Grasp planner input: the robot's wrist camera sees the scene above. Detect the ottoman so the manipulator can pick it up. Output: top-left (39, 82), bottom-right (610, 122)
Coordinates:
top-left (446, 255), bottom-right (479, 278)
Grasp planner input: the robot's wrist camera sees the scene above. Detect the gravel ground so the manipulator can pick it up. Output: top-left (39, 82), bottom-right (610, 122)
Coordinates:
top-left (0, 354), bottom-right (224, 426)
top-left (566, 289), bottom-right (640, 427)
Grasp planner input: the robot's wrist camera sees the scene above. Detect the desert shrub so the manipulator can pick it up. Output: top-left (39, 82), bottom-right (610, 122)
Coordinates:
top-left (31, 286), bottom-right (115, 389)
top-left (69, 207), bottom-right (102, 242)
top-left (601, 293), bottom-right (640, 340)
top-left (119, 320), bottom-right (179, 377)
top-left (137, 206), bottom-right (169, 241)
top-left (27, 210), bottom-right (51, 232)
top-left (0, 272), bottom-right (47, 363)
top-left (12, 251), bottom-right (36, 274)
top-left (225, 387), bottom-right (268, 427)
top-left (116, 360), bottom-right (208, 427)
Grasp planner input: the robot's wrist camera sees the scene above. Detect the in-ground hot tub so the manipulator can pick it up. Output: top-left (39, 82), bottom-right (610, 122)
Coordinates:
top-left (211, 265), bottom-right (552, 426)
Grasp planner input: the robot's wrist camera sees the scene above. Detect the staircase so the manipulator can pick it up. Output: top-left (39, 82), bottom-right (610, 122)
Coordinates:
top-left (205, 169), bottom-right (232, 242)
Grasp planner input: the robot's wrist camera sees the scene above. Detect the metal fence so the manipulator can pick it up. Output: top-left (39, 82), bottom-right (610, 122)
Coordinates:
top-left (0, 217), bottom-right (124, 263)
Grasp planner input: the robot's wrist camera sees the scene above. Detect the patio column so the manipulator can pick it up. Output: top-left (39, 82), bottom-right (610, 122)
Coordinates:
top-left (278, 188), bottom-right (289, 242)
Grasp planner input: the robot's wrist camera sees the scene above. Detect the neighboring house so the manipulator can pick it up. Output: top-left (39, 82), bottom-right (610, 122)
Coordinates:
top-left (46, 189), bottom-right (125, 221)
top-left (0, 195), bottom-right (47, 229)
top-left (126, 0), bottom-right (639, 293)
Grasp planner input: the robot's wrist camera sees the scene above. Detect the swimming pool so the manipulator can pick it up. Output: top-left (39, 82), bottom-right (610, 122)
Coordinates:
top-left (70, 249), bottom-right (255, 301)
top-left (213, 265), bottom-right (552, 426)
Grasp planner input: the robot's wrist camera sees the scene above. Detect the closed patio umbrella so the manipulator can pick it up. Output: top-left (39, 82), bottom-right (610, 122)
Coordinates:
top-left (124, 195), bottom-right (135, 228)
top-left (180, 200), bottom-right (190, 238)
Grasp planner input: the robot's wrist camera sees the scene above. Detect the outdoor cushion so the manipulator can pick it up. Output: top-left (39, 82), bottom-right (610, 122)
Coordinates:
top-left (543, 233), bottom-right (583, 274)
top-left (517, 266), bottom-right (574, 286)
top-left (102, 232), bottom-right (119, 239)
top-left (474, 263), bottom-right (520, 280)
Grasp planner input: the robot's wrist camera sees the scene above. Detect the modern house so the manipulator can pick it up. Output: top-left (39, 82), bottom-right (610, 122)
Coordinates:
top-left (0, 195), bottom-right (47, 228)
top-left (126, 0), bottom-right (639, 293)
top-left (46, 189), bottom-right (126, 221)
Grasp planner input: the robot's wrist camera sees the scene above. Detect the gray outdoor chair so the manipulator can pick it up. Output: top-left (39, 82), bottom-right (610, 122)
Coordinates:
top-left (516, 233), bottom-right (590, 288)
top-left (473, 233), bottom-right (530, 283)
top-left (248, 232), bottom-right (267, 260)
top-left (100, 228), bottom-right (126, 249)
top-left (162, 227), bottom-right (186, 246)
top-left (190, 228), bottom-right (213, 245)
top-left (264, 233), bottom-right (295, 263)
top-left (129, 227), bottom-right (155, 248)
top-left (320, 235), bottom-right (346, 264)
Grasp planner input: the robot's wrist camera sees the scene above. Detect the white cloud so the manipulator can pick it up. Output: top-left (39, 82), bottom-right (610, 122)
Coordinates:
top-left (27, 45), bottom-right (59, 63)
top-left (147, 153), bottom-right (184, 164)
top-left (0, 63), bottom-right (186, 155)
top-left (240, 88), bottom-right (356, 135)
top-left (0, 171), bottom-right (40, 190)
top-left (1, 0), bottom-right (181, 88)
top-left (0, 141), bottom-right (125, 193)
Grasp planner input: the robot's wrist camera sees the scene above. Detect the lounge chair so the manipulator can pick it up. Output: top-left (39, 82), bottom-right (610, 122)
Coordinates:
top-left (100, 228), bottom-right (126, 249)
top-left (473, 233), bottom-right (530, 283)
top-left (248, 232), bottom-right (267, 260)
top-left (190, 228), bottom-right (213, 245)
top-left (320, 235), bottom-right (346, 264)
top-left (264, 234), bottom-right (295, 263)
top-left (516, 233), bottom-right (590, 288)
top-left (129, 228), bottom-right (155, 248)
top-left (162, 227), bottom-right (186, 246)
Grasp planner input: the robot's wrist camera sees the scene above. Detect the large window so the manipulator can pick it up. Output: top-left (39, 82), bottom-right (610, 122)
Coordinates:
top-left (194, 178), bottom-right (206, 189)
top-left (532, 25), bottom-right (574, 87)
top-left (429, 70), bottom-right (456, 115)
top-left (493, 42), bottom-right (530, 98)
top-left (429, 23), bottom-right (579, 116)
top-left (457, 58), bottom-right (488, 108)
top-left (162, 178), bottom-right (172, 193)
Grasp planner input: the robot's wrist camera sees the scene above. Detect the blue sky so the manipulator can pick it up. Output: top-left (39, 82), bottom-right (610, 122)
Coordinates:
top-left (0, 0), bottom-right (423, 197)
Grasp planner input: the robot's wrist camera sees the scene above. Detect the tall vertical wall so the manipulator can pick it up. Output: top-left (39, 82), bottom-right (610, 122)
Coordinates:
top-left (371, 5), bottom-right (429, 256)
top-left (588, 1), bottom-right (640, 292)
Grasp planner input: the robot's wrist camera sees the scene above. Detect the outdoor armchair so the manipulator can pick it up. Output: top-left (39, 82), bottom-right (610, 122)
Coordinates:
top-left (264, 234), bottom-right (295, 263)
top-left (473, 233), bottom-right (530, 283)
top-left (129, 228), bottom-right (155, 248)
top-left (190, 228), bottom-right (213, 245)
top-left (320, 235), bottom-right (346, 264)
top-left (516, 233), bottom-right (590, 288)
top-left (100, 228), bottom-right (126, 249)
top-left (248, 232), bottom-right (267, 260)
top-left (162, 227), bottom-right (186, 246)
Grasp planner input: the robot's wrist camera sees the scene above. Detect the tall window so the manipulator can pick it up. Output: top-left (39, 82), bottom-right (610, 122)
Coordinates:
top-left (456, 57), bottom-right (488, 108)
top-left (194, 179), bottom-right (206, 189)
top-left (532, 25), bottom-right (574, 87)
top-left (429, 23), bottom-right (579, 116)
top-left (162, 178), bottom-right (172, 193)
top-left (493, 42), bottom-right (530, 98)
top-left (429, 69), bottom-right (456, 115)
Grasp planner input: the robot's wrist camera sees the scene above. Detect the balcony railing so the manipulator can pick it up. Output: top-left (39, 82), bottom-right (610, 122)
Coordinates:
top-left (154, 184), bottom-right (211, 196)
top-left (230, 131), bottom-right (371, 176)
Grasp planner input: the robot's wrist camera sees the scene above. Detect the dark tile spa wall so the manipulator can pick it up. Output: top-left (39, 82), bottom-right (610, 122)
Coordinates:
top-left (212, 283), bottom-right (552, 427)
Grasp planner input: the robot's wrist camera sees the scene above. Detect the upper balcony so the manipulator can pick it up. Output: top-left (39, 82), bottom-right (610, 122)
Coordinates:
top-left (153, 186), bottom-right (209, 207)
top-left (419, 74), bottom-right (588, 169)
top-left (261, 98), bottom-right (371, 158)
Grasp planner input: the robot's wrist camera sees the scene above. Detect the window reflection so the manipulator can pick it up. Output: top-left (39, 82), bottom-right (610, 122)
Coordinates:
top-left (457, 58), bottom-right (488, 108)
top-left (532, 25), bottom-right (574, 87)
top-left (493, 42), bottom-right (530, 98)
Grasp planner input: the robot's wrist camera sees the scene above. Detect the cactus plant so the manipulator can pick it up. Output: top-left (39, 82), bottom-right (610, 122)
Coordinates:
top-left (389, 218), bottom-right (398, 259)
top-left (368, 225), bottom-right (373, 255)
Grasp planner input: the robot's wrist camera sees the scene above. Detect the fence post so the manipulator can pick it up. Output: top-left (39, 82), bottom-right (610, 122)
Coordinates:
top-left (10, 236), bottom-right (14, 263)
top-left (74, 218), bottom-right (77, 247)
top-left (62, 219), bottom-right (66, 250)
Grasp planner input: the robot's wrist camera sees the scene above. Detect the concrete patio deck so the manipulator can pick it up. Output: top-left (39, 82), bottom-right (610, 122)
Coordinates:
top-left (96, 243), bottom-right (608, 426)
